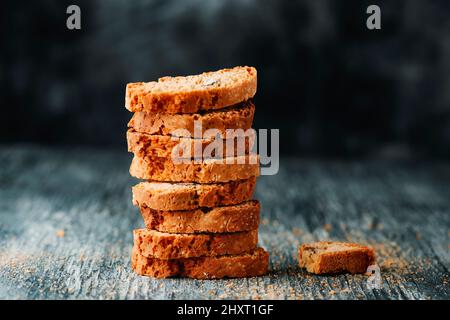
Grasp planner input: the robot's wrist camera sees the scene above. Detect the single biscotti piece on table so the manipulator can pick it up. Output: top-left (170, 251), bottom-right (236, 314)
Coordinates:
top-left (129, 154), bottom-right (259, 183)
top-left (131, 246), bottom-right (269, 279)
top-left (127, 130), bottom-right (254, 159)
top-left (125, 66), bottom-right (257, 114)
top-left (133, 228), bottom-right (258, 259)
top-left (128, 100), bottom-right (255, 137)
top-left (299, 242), bottom-right (376, 274)
top-left (140, 200), bottom-right (260, 233)
top-left (132, 178), bottom-right (256, 211)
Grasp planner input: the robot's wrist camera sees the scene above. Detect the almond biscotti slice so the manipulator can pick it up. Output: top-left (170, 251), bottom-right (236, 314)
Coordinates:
top-left (128, 100), bottom-right (255, 137)
top-left (141, 200), bottom-right (260, 233)
top-left (131, 246), bottom-right (269, 279)
top-left (127, 130), bottom-right (254, 159)
top-left (132, 178), bottom-right (256, 211)
top-left (125, 66), bottom-right (257, 114)
top-left (299, 242), bottom-right (376, 274)
top-left (129, 154), bottom-right (259, 183)
top-left (133, 228), bottom-right (258, 259)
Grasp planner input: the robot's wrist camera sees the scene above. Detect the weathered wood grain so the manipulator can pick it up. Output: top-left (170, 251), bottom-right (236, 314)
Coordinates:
top-left (0, 146), bottom-right (448, 299)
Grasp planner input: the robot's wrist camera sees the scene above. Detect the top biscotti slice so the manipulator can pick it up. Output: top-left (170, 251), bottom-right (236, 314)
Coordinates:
top-left (299, 242), bottom-right (376, 274)
top-left (125, 66), bottom-right (257, 114)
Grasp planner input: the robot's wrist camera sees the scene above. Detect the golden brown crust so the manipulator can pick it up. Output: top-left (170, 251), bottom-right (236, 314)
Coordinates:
top-left (140, 200), bottom-right (260, 233)
top-left (131, 246), bottom-right (269, 279)
top-left (299, 241), bottom-right (376, 274)
top-left (128, 100), bottom-right (255, 137)
top-left (125, 66), bottom-right (257, 114)
top-left (132, 178), bottom-right (256, 211)
top-left (133, 228), bottom-right (258, 259)
top-left (127, 130), bottom-right (254, 159)
top-left (129, 154), bottom-right (260, 183)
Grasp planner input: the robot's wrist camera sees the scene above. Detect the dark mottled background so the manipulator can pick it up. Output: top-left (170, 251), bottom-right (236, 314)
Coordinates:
top-left (1, 0), bottom-right (450, 158)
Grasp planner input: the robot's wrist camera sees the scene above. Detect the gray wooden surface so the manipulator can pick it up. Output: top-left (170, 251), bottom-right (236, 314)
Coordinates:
top-left (0, 145), bottom-right (448, 300)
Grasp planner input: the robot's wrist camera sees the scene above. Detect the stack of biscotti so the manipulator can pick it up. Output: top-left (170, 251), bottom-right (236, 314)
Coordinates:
top-left (125, 66), bottom-right (269, 279)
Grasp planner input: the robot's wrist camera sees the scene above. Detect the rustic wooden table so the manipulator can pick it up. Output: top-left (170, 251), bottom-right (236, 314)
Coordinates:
top-left (0, 146), bottom-right (448, 300)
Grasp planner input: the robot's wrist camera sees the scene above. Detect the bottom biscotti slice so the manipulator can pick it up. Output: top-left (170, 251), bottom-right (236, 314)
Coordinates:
top-left (131, 246), bottom-right (269, 279)
top-left (129, 154), bottom-right (259, 183)
top-left (141, 200), bottom-right (260, 233)
top-left (134, 228), bottom-right (258, 259)
top-left (299, 242), bottom-right (376, 274)
top-left (132, 177), bottom-right (256, 211)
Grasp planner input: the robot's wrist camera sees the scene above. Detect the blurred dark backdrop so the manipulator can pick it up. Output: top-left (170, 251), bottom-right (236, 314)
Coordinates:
top-left (1, 0), bottom-right (450, 158)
